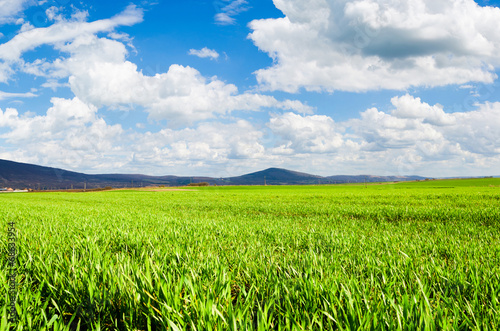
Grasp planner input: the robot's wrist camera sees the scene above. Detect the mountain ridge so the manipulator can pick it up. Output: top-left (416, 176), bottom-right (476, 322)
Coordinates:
top-left (0, 158), bottom-right (428, 189)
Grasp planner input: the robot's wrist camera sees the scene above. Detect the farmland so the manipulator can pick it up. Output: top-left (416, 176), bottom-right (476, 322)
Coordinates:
top-left (1, 179), bottom-right (500, 330)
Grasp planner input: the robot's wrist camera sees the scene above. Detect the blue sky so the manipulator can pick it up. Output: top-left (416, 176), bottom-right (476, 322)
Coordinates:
top-left (1, 0), bottom-right (500, 177)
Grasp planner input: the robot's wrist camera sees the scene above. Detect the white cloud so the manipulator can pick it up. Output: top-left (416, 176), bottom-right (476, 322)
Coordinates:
top-left (0, 97), bottom-right (114, 141)
top-left (214, 0), bottom-right (249, 25)
top-left (0, 100), bottom-right (270, 175)
top-left (275, 99), bottom-right (314, 114)
top-left (249, 0), bottom-right (500, 92)
top-left (0, 3), bottom-right (310, 126)
top-left (41, 79), bottom-right (69, 91)
top-left (0, 97), bottom-right (125, 171)
top-left (0, 0), bottom-right (31, 23)
top-left (265, 95), bottom-right (500, 176)
top-left (107, 31), bottom-right (135, 51)
top-left (1, 94), bottom-right (499, 177)
top-left (46, 6), bottom-right (63, 22)
top-left (134, 120), bottom-right (265, 163)
top-left (53, 35), bottom-right (311, 126)
top-left (0, 61), bottom-right (12, 82)
top-left (0, 90), bottom-right (37, 100)
top-left (349, 94), bottom-right (500, 162)
top-left (444, 101), bottom-right (500, 155)
top-left (351, 106), bottom-right (446, 151)
top-left (188, 47), bottom-right (219, 60)
top-left (0, 4), bottom-right (143, 62)
top-left (268, 112), bottom-right (345, 153)
top-left (390, 94), bottom-right (455, 126)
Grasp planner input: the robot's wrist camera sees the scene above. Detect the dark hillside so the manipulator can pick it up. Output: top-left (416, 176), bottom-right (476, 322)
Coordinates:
top-left (0, 159), bottom-right (429, 189)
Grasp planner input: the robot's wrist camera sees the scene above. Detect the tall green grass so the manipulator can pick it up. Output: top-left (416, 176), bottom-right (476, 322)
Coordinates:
top-left (1, 180), bottom-right (499, 330)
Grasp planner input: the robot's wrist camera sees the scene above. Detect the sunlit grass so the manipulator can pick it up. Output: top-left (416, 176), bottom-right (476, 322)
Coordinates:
top-left (1, 180), bottom-right (499, 330)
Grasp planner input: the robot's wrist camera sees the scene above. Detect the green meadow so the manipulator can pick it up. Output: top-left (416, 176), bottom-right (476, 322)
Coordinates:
top-left (1, 179), bottom-right (500, 330)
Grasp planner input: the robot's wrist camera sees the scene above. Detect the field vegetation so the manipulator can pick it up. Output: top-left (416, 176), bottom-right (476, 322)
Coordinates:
top-left (1, 179), bottom-right (499, 330)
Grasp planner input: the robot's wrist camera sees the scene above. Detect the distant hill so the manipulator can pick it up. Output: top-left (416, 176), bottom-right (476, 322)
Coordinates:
top-left (0, 159), bottom-right (428, 190)
top-left (0, 159), bottom-right (87, 189)
top-left (0, 159), bottom-right (193, 189)
top-left (223, 168), bottom-right (324, 185)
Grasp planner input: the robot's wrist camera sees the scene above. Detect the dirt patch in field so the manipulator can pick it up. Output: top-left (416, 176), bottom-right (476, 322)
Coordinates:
top-left (111, 187), bottom-right (196, 192)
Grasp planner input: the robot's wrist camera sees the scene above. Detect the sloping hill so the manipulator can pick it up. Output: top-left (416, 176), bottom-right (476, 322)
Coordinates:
top-left (0, 159), bottom-right (173, 189)
top-left (0, 159), bottom-right (87, 189)
top-left (225, 168), bottom-right (323, 185)
top-left (0, 158), bottom-right (428, 189)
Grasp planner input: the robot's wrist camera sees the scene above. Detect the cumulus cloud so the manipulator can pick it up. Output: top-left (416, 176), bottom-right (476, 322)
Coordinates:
top-left (268, 112), bottom-right (344, 153)
top-left (0, 101), bottom-right (270, 175)
top-left (136, 95), bottom-right (497, 176)
top-left (188, 47), bottom-right (219, 60)
top-left (51, 35), bottom-right (311, 125)
top-left (0, 97), bottom-right (125, 170)
top-left (390, 94), bottom-right (455, 126)
top-left (249, 0), bottom-right (500, 92)
top-left (349, 94), bottom-right (500, 161)
top-left (0, 97), bottom-right (120, 142)
top-left (351, 106), bottom-right (446, 151)
top-left (134, 120), bottom-right (265, 163)
top-left (1, 93), bottom-right (499, 177)
top-left (264, 94), bottom-right (500, 175)
top-left (443, 101), bottom-right (500, 155)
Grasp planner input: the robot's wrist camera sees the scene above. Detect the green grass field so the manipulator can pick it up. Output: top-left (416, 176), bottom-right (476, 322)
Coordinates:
top-left (1, 179), bottom-right (499, 330)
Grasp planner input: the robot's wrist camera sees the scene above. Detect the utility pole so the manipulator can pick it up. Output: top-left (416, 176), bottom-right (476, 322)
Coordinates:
top-left (84, 182), bottom-right (86, 191)
top-left (264, 176), bottom-right (266, 186)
